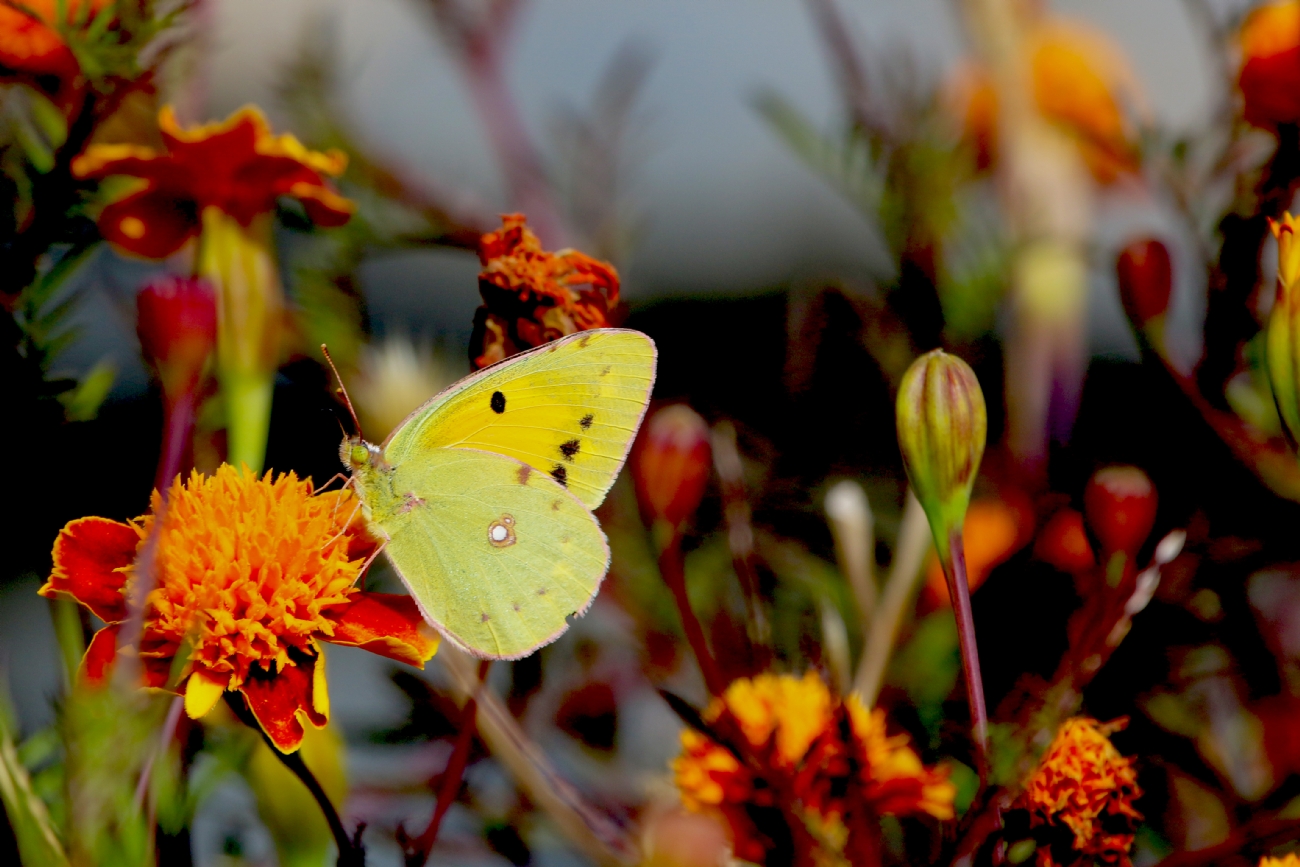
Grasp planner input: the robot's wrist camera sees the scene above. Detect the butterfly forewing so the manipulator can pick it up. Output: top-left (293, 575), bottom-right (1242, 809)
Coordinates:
top-left (380, 448), bottom-right (610, 659)
top-left (382, 329), bottom-right (657, 509)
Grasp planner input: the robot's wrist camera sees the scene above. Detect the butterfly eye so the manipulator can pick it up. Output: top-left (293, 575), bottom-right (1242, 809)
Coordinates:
top-left (488, 515), bottom-right (517, 548)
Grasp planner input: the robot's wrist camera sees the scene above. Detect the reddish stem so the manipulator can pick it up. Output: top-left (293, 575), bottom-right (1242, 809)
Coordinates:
top-left (946, 529), bottom-right (989, 770)
top-left (402, 660), bottom-right (491, 866)
top-left (659, 535), bottom-right (727, 697)
top-left (155, 389), bottom-right (197, 493)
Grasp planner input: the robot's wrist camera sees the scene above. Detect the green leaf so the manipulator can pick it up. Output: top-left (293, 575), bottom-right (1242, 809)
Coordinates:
top-left (0, 675), bottom-right (70, 867)
top-left (58, 358), bottom-right (116, 422)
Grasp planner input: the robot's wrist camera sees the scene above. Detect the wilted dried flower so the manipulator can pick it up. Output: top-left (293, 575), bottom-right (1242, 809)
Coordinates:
top-left (469, 213), bottom-right (619, 369)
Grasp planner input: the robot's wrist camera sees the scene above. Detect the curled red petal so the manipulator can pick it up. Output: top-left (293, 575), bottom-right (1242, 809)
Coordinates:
top-left (239, 657), bottom-right (326, 753)
top-left (326, 592), bottom-right (439, 667)
top-left (40, 517), bottom-right (138, 623)
top-left (98, 190), bottom-right (200, 259)
top-left (80, 625), bottom-right (121, 684)
top-left (288, 181), bottom-right (355, 228)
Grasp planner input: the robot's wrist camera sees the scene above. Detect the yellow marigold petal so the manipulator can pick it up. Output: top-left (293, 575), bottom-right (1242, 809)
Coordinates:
top-left (185, 668), bottom-right (228, 719)
top-left (71, 143), bottom-right (160, 179)
top-left (311, 644), bottom-right (330, 723)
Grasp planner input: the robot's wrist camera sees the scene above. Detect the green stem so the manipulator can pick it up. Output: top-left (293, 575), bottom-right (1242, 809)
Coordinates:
top-left (48, 597), bottom-right (85, 689)
top-left (222, 369), bottom-right (273, 474)
top-left (946, 528), bottom-right (989, 771)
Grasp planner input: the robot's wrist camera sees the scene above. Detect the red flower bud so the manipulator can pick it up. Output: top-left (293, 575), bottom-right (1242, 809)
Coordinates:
top-left (137, 275), bottom-right (217, 400)
top-left (632, 405), bottom-right (712, 533)
top-left (1084, 465), bottom-right (1157, 555)
top-left (1116, 238), bottom-right (1172, 326)
top-left (1035, 508), bottom-right (1096, 572)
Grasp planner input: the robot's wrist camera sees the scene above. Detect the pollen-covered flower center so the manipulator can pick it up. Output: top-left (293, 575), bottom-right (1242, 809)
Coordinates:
top-left (136, 467), bottom-right (366, 689)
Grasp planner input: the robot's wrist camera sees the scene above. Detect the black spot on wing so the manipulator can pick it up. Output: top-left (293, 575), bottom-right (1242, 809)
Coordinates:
top-left (559, 439), bottom-right (581, 461)
top-left (579, 413), bottom-right (593, 430)
top-left (490, 391), bottom-right (506, 413)
top-left (551, 464), bottom-right (568, 487)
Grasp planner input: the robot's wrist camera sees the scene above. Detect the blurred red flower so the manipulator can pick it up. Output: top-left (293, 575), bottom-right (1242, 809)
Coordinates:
top-left (1238, 1), bottom-right (1300, 129)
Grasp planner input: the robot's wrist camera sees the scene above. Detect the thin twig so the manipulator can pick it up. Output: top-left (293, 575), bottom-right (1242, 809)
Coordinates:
top-left (400, 660), bottom-right (490, 866)
top-left (852, 489), bottom-right (931, 703)
top-left (711, 422), bottom-right (772, 661)
top-left (825, 480), bottom-right (877, 629)
top-left (438, 648), bottom-right (638, 867)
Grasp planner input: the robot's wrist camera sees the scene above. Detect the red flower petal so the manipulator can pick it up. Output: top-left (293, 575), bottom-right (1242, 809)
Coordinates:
top-left (326, 592), bottom-right (439, 667)
top-left (40, 517), bottom-right (138, 623)
top-left (98, 189), bottom-right (199, 259)
top-left (80, 625), bottom-right (120, 684)
top-left (239, 657), bottom-right (327, 753)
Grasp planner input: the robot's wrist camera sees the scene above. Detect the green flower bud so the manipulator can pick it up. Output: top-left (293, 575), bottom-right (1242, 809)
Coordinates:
top-left (896, 350), bottom-right (988, 562)
top-left (1268, 213), bottom-right (1300, 448)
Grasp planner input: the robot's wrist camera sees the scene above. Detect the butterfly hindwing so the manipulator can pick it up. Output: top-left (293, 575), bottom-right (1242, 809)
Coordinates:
top-left (378, 447), bottom-right (610, 659)
top-left (382, 329), bottom-right (657, 510)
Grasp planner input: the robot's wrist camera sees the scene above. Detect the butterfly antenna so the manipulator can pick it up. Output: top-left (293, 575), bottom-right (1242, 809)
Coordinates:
top-left (321, 344), bottom-right (364, 439)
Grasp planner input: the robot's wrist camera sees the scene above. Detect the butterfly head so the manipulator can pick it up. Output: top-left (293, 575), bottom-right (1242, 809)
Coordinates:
top-left (341, 436), bottom-right (383, 472)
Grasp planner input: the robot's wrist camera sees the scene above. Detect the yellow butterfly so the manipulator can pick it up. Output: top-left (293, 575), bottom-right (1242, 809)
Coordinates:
top-left (339, 329), bottom-right (656, 659)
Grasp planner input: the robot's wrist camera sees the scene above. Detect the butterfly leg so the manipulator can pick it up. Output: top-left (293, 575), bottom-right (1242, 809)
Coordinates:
top-left (314, 472), bottom-right (352, 496)
top-left (325, 499), bottom-right (364, 550)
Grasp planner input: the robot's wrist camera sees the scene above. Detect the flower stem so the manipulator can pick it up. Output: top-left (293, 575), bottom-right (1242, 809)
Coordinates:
top-left (222, 369), bottom-right (274, 475)
top-left (946, 528), bottom-right (989, 769)
top-left (401, 661), bottom-right (490, 866)
top-left (225, 694), bottom-right (364, 866)
top-left (658, 536), bottom-right (727, 697)
top-left (156, 390), bottom-right (197, 493)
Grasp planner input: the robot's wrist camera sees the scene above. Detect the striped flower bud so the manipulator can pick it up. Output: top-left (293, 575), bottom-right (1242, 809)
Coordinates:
top-left (895, 350), bottom-right (987, 562)
top-left (1269, 213), bottom-right (1300, 447)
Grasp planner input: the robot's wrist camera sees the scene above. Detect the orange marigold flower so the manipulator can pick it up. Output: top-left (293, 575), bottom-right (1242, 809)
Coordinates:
top-left (921, 496), bottom-right (1031, 610)
top-left (1021, 717), bottom-right (1142, 867)
top-left (1260, 856), bottom-right (1300, 867)
top-left (469, 213), bottom-right (620, 369)
top-left (39, 465), bottom-right (439, 753)
top-left (949, 19), bottom-right (1142, 183)
top-left (1239, 1), bottom-right (1300, 129)
top-left (71, 105), bottom-right (354, 259)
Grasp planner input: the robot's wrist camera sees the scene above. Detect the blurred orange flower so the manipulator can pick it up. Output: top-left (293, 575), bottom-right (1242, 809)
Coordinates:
top-left (950, 19), bottom-right (1142, 182)
top-left (922, 496), bottom-right (1032, 609)
top-left (1021, 717), bottom-right (1142, 867)
top-left (1260, 856), bottom-right (1300, 867)
top-left (0, 0), bottom-right (107, 109)
top-left (470, 213), bottom-right (620, 369)
top-left (1239, 1), bottom-right (1300, 129)
top-left (40, 465), bottom-right (438, 753)
top-left (673, 672), bottom-right (953, 864)
top-left (71, 105), bottom-right (353, 259)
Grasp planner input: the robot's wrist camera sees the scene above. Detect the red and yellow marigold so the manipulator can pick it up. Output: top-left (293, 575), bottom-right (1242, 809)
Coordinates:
top-left (1021, 717), bottom-right (1143, 867)
top-left (0, 0), bottom-right (108, 110)
top-left (40, 465), bottom-right (438, 753)
top-left (470, 213), bottom-right (620, 369)
top-left (71, 105), bottom-right (353, 260)
top-left (672, 672), bottom-right (953, 864)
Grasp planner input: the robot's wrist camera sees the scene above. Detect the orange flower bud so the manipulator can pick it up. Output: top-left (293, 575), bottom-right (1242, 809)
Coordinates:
top-left (136, 276), bottom-right (216, 401)
top-left (1238, 1), bottom-right (1300, 129)
top-left (632, 405), bottom-right (711, 536)
top-left (1116, 238), bottom-right (1172, 327)
top-left (1084, 466), bottom-right (1157, 555)
top-left (1036, 508), bottom-right (1096, 572)
top-left (1268, 213), bottom-right (1300, 445)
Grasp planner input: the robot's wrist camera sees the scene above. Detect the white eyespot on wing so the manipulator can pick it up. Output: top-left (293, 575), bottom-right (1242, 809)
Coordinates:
top-left (488, 514), bottom-right (517, 547)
